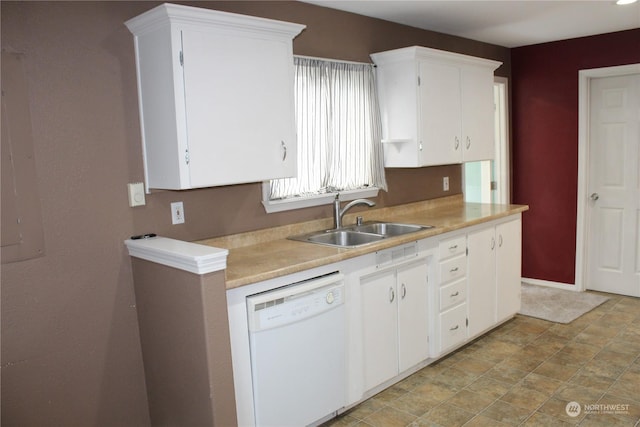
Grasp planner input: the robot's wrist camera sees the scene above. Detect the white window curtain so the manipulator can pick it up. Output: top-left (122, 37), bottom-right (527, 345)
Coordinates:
top-left (269, 57), bottom-right (387, 201)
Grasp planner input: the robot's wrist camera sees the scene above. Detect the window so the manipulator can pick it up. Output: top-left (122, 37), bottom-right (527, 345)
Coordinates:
top-left (262, 56), bottom-right (387, 213)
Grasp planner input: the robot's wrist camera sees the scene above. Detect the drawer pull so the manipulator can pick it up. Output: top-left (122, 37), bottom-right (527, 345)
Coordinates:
top-left (449, 244), bottom-right (458, 251)
top-left (450, 291), bottom-right (459, 297)
top-left (450, 325), bottom-right (459, 331)
top-left (450, 267), bottom-right (459, 273)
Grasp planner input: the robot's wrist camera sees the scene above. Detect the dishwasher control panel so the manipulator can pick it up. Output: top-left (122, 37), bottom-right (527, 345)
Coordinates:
top-left (246, 273), bottom-right (344, 331)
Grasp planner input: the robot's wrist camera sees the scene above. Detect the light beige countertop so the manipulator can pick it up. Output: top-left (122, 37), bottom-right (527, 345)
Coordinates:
top-left (196, 195), bottom-right (529, 290)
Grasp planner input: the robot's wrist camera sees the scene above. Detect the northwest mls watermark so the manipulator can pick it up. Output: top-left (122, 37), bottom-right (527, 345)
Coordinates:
top-left (566, 401), bottom-right (631, 417)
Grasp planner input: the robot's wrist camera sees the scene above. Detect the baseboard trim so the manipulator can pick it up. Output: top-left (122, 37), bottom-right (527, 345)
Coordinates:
top-left (522, 278), bottom-right (579, 292)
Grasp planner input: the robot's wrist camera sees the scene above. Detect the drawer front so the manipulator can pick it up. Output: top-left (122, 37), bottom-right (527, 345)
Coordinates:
top-left (439, 279), bottom-right (467, 312)
top-left (439, 235), bottom-right (466, 260)
top-left (440, 304), bottom-right (467, 352)
top-left (439, 256), bottom-right (467, 285)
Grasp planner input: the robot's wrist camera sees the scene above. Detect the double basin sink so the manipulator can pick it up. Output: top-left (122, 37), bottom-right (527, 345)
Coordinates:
top-left (290, 221), bottom-right (434, 248)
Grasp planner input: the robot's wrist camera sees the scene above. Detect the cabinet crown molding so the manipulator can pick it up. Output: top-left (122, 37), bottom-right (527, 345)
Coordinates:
top-left (371, 46), bottom-right (502, 70)
top-left (126, 3), bottom-right (306, 39)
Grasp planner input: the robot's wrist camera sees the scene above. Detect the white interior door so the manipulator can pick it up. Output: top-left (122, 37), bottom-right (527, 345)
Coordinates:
top-left (587, 73), bottom-right (640, 297)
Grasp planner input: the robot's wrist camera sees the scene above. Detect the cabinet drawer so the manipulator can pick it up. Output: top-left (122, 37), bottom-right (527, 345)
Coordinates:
top-left (439, 235), bottom-right (466, 260)
top-left (439, 256), bottom-right (467, 285)
top-left (440, 279), bottom-right (466, 312)
top-left (440, 304), bottom-right (467, 352)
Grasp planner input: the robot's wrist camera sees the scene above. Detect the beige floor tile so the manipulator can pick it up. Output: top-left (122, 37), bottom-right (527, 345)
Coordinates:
top-left (519, 372), bottom-right (563, 395)
top-left (520, 411), bottom-right (574, 426)
top-left (446, 389), bottom-right (496, 413)
top-left (388, 391), bottom-right (440, 417)
top-left (463, 414), bottom-right (512, 426)
top-left (465, 376), bottom-right (511, 400)
top-left (417, 403), bottom-right (475, 426)
top-left (593, 348), bottom-right (638, 367)
top-left (431, 367), bottom-right (478, 391)
top-left (553, 383), bottom-right (605, 406)
top-left (499, 384), bottom-right (549, 411)
top-left (608, 370), bottom-right (640, 399)
top-left (568, 369), bottom-right (617, 391)
top-left (412, 381), bottom-right (458, 402)
top-left (451, 356), bottom-right (495, 376)
top-left (484, 363), bottom-right (529, 385)
top-left (481, 400), bottom-right (533, 425)
top-left (533, 359), bottom-right (581, 381)
top-left (362, 406), bottom-right (417, 427)
top-left (579, 357), bottom-right (628, 379)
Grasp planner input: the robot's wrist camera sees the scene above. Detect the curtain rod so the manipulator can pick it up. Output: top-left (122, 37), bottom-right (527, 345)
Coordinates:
top-left (294, 54), bottom-right (374, 66)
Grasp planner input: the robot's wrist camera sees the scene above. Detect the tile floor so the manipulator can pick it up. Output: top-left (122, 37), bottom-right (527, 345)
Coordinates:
top-left (324, 292), bottom-right (640, 426)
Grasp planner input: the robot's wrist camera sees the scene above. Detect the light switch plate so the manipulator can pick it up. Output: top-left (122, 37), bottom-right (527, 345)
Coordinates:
top-left (127, 182), bottom-right (146, 207)
top-left (171, 201), bottom-right (185, 225)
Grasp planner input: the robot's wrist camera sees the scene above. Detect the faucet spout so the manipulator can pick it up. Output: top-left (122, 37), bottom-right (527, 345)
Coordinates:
top-left (333, 195), bottom-right (376, 229)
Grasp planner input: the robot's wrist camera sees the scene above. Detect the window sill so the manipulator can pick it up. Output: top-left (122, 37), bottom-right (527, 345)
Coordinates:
top-left (261, 184), bottom-right (379, 213)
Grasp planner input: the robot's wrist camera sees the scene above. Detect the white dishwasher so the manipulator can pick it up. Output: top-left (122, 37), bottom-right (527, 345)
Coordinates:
top-left (246, 272), bottom-right (346, 427)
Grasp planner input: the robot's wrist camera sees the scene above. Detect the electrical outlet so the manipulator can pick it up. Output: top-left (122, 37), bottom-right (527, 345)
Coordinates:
top-left (443, 176), bottom-right (450, 192)
top-left (171, 201), bottom-right (185, 224)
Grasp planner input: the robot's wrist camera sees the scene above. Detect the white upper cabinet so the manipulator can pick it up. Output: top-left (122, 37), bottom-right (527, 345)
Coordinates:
top-left (371, 46), bottom-right (501, 167)
top-left (126, 4), bottom-right (305, 190)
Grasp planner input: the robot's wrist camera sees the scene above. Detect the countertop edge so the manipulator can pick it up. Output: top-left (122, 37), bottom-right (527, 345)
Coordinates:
top-left (219, 203), bottom-right (529, 290)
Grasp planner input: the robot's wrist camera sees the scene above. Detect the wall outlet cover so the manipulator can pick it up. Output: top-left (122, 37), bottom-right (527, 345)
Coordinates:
top-left (171, 201), bottom-right (185, 224)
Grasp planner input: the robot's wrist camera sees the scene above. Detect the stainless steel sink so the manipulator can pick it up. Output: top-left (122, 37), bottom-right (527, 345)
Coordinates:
top-left (350, 222), bottom-right (428, 236)
top-left (306, 230), bottom-right (384, 247)
top-left (289, 221), bottom-right (434, 248)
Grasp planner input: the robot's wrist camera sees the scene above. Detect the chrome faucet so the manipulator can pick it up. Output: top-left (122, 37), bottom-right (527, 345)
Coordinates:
top-left (333, 194), bottom-right (376, 229)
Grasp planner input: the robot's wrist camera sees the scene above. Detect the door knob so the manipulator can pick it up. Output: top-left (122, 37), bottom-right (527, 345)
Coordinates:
top-left (590, 193), bottom-right (599, 201)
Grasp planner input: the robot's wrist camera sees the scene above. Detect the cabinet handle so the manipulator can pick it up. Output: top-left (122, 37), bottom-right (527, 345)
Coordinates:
top-left (450, 325), bottom-right (459, 331)
top-left (449, 244), bottom-right (458, 251)
top-left (498, 234), bottom-right (503, 247)
top-left (281, 141), bottom-right (287, 161)
top-left (491, 237), bottom-right (495, 250)
top-left (450, 291), bottom-right (459, 297)
top-left (450, 267), bottom-right (459, 273)
top-left (466, 136), bottom-right (471, 149)
top-left (401, 283), bottom-right (407, 299)
top-left (389, 287), bottom-right (395, 303)
top-left (419, 141), bottom-right (423, 151)
top-left (454, 137), bottom-right (460, 150)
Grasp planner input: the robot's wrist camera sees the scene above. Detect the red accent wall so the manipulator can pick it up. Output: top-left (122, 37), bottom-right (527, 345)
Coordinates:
top-left (512, 29), bottom-right (640, 284)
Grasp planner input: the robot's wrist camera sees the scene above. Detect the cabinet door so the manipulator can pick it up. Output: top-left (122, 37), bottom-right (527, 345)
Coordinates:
top-left (461, 65), bottom-right (495, 162)
top-left (467, 226), bottom-right (497, 338)
top-left (397, 261), bottom-right (429, 372)
top-left (418, 61), bottom-right (461, 166)
top-left (497, 219), bottom-right (522, 321)
top-left (181, 29), bottom-right (296, 187)
top-left (361, 270), bottom-right (398, 391)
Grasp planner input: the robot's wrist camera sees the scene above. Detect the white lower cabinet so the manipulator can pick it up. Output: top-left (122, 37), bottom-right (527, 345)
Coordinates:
top-left (226, 214), bottom-right (523, 425)
top-left (467, 226), bottom-right (497, 337)
top-left (467, 216), bottom-right (522, 338)
top-left (496, 218), bottom-right (523, 321)
top-left (434, 233), bottom-right (468, 355)
top-left (361, 259), bottom-right (430, 392)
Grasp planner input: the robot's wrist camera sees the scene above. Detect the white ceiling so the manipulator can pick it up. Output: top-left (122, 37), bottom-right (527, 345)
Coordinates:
top-left (302, 0), bottom-right (640, 48)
